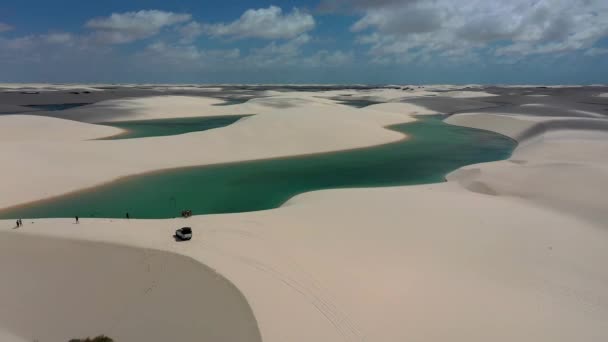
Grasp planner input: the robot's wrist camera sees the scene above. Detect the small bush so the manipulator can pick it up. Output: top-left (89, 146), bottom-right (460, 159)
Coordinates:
top-left (68, 335), bottom-right (113, 342)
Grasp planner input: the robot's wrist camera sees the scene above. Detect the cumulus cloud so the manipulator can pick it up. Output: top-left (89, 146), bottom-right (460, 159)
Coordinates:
top-left (179, 21), bottom-right (204, 43)
top-left (351, 5), bottom-right (442, 34)
top-left (204, 6), bottom-right (315, 40)
top-left (85, 10), bottom-right (191, 44)
top-left (0, 32), bottom-right (113, 74)
top-left (245, 34), bottom-right (312, 67)
top-left (1, 32), bottom-right (77, 51)
top-left (0, 22), bottom-right (13, 32)
top-left (305, 50), bottom-right (355, 67)
top-left (4, 2), bottom-right (605, 82)
top-left (135, 34), bottom-right (352, 72)
top-left (346, 0), bottom-right (608, 63)
top-left (132, 32), bottom-right (354, 73)
top-left (43, 32), bottom-right (76, 45)
top-left (135, 41), bottom-right (240, 70)
top-left (584, 47), bottom-right (608, 56)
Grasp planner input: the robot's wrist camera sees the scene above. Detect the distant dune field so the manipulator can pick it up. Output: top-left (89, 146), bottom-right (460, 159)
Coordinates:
top-left (1, 85), bottom-right (608, 342)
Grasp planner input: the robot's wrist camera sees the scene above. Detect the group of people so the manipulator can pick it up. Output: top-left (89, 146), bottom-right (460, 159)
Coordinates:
top-left (16, 212), bottom-right (132, 227)
top-left (74, 212), bottom-right (130, 223)
top-left (181, 209), bottom-right (193, 218)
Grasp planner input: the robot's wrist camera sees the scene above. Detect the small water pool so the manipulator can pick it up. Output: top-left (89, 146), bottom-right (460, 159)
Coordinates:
top-left (98, 115), bottom-right (250, 140)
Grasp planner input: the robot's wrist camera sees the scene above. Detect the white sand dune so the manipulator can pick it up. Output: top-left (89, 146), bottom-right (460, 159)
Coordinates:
top-left (519, 104), bottom-right (606, 118)
top-left (67, 95), bottom-right (256, 122)
top-left (446, 112), bottom-right (608, 141)
top-left (0, 101), bottom-right (411, 209)
top-left (317, 88), bottom-right (499, 105)
top-left (0, 329), bottom-right (28, 342)
top-left (0, 115), bottom-right (121, 142)
top-left (502, 85), bottom-right (585, 88)
top-left (316, 87), bottom-right (441, 102)
top-left (439, 90), bottom-right (498, 98)
top-left (446, 112), bottom-right (608, 226)
top-left (4, 182), bottom-right (608, 342)
top-left (1, 88), bottom-right (608, 342)
top-left (53, 93), bottom-right (358, 122)
top-left (0, 232), bottom-right (261, 342)
top-left (364, 102), bottom-right (438, 115)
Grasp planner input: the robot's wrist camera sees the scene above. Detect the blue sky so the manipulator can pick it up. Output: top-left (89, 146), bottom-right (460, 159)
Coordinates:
top-left (1, 0), bottom-right (607, 84)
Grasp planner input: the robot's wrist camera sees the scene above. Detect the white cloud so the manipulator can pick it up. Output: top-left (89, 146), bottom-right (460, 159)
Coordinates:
top-left (85, 10), bottom-right (191, 44)
top-left (584, 47), bottom-right (608, 56)
top-left (135, 41), bottom-right (240, 70)
top-left (44, 32), bottom-right (76, 45)
top-left (351, 5), bottom-right (442, 34)
top-left (1, 36), bottom-right (33, 50)
top-left (247, 34), bottom-right (311, 66)
top-left (0, 32), bottom-right (113, 70)
top-left (1, 32), bottom-right (77, 51)
top-left (254, 34), bottom-right (311, 55)
top-left (135, 34), bottom-right (352, 71)
top-left (346, 0), bottom-right (608, 63)
top-left (0, 22), bottom-right (13, 32)
top-left (179, 21), bottom-right (204, 43)
top-left (305, 50), bottom-right (355, 67)
top-left (204, 6), bottom-right (315, 40)
top-left (243, 34), bottom-right (353, 68)
top-left (321, 50), bottom-right (354, 65)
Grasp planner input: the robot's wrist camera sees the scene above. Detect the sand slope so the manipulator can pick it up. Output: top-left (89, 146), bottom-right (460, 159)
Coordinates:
top-left (4, 182), bottom-right (608, 342)
top-left (0, 232), bottom-right (261, 342)
top-left (0, 115), bottom-right (121, 142)
top-left (364, 102), bottom-right (438, 115)
top-left (446, 113), bottom-right (608, 141)
top-left (70, 95), bottom-right (255, 122)
top-left (446, 113), bottom-right (608, 226)
top-left (439, 90), bottom-right (498, 98)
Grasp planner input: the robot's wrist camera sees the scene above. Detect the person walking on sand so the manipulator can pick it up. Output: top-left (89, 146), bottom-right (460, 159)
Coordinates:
top-left (16, 220), bottom-right (20, 228)
top-left (75, 216), bottom-right (79, 224)
top-left (18, 219), bottom-right (22, 227)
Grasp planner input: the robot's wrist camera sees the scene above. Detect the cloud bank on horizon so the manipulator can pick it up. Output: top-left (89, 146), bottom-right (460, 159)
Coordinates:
top-left (1, 0), bottom-right (607, 83)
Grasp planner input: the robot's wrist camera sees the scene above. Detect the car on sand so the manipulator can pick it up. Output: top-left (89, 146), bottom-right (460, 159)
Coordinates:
top-left (175, 227), bottom-right (192, 241)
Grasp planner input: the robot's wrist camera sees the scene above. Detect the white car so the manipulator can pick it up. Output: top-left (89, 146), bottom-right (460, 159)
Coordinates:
top-left (175, 227), bottom-right (192, 241)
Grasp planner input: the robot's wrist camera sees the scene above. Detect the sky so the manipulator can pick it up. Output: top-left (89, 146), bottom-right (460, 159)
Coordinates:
top-left (1, 0), bottom-right (607, 84)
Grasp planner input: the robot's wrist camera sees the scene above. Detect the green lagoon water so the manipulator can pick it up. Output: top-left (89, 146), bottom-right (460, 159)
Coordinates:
top-left (98, 115), bottom-right (249, 140)
top-left (1, 116), bottom-right (515, 219)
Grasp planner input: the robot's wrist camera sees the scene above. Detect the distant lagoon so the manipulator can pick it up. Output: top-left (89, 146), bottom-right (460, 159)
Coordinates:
top-left (98, 115), bottom-right (250, 140)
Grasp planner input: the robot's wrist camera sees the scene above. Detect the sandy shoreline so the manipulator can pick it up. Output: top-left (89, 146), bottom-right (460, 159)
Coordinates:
top-left (2, 85), bottom-right (608, 342)
top-left (0, 132), bottom-right (415, 217)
